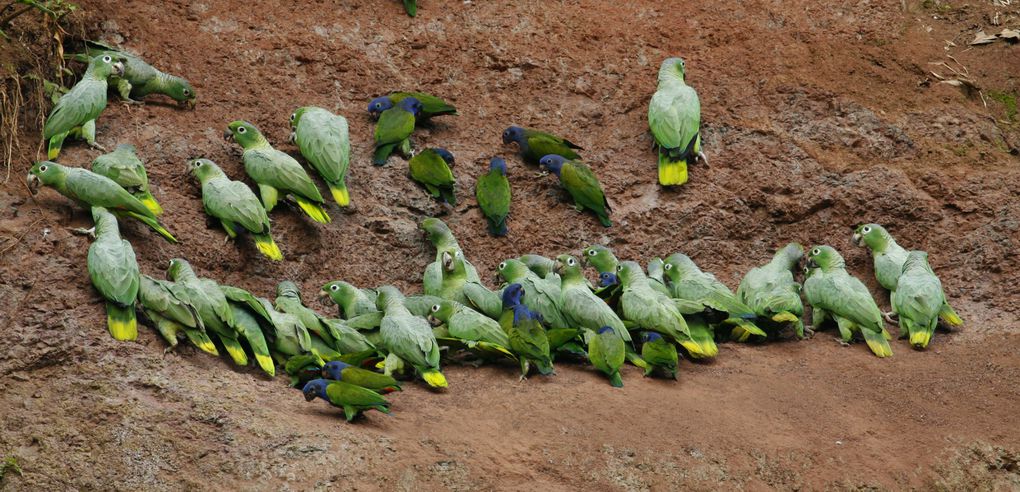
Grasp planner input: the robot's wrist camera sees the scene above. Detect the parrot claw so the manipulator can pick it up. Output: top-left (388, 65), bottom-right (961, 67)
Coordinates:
top-left (534, 171), bottom-right (549, 178)
top-left (883, 312), bottom-right (898, 324)
top-left (88, 141), bottom-right (108, 152)
top-left (121, 99), bottom-right (144, 106)
top-left (834, 337), bottom-right (850, 347)
top-left (802, 326), bottom-right (816, 339)
top-left (69, 227), bottom-right (96, 239)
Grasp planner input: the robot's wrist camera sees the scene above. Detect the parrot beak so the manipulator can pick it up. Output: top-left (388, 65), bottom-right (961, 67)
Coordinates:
top-left (427, 315), bottom-right (442, 327)
top-left (112, 61), bottom-right (125, 77)
top-left (288, 131), bottom-right (296, 144)
top-left (182, 98), bottom-right (197, 110)
top-left (805, 258), bottom-right (819, 269)
top-left (851, 232), bottom-right (862, 246)
top-left (442, 251), bottom-right (454, 271)
top-left (26, 173), bottom-right (40, 195)
top-left (222, 129), bottom-right (234, 141)
top-left (553, 260), bottom-right (564, 275)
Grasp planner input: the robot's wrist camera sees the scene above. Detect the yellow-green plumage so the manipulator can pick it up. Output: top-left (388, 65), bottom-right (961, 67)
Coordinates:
top-left (86, 207), bottom-right (139, 341)
top-left (291, 106), bottom-right (352, 206)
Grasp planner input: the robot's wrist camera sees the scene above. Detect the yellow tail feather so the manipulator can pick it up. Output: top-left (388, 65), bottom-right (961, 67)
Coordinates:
top-left (863, 330), bottom-right (893, 358)
top-left (329, 183), bottom-right (350, 207)
top-left (680, 340), bottom-right (718, 359)
top-left (184, 329), bottom-right (219, 355)
top-left (107, 304), bottom-right (138, 341)
top-left (219, 337), bottom-right (250, 366)
top-left (139, 195), bottom-right (164, 216)
top-left (294, 196), bottom-right (331, 223)
top-left (939, 304), bottom-right (963, 327)
top-left (253, 234), bottom-right (283, 261)
top-left (771, 312), bottom-right (800, 323)
top-left (658, 157), bottom-right (688, 187)
top-left (422, 369), bottom-right (448, 388)
top-left (254, 353), bottom-right (276, 377)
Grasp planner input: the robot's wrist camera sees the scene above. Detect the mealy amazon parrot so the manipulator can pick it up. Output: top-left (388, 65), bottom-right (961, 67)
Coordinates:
top-left (648, 57), bottom-right (705, 186)
top-left (224, 120), bottom-right (330, 223)
top-left (645, 257), bottom-right (674, 297)
top-left (582, 244), bottom-right (618, 274)
top-left (892, 251), bottom-right (946, 349)
top-left (501, 284), bottom-right (554, 378)
top-left (737, 243), bottom-right (806, 338)
top-left (256, 297), bottom-right (313, 359)
top-left (276, 281), bottom-right (337, 348)
top-left (853, 223), bottom-right (962, 327)
top-left (373, 97), bottom-right (421, 165)
top-left (475, 157), bottom-right (511, 236)
top-left (502, 126), bottom-right (582, 164)
top-left (640, 332), bottom-right (678, 379)
top-left (320, 281), bottom-right (378, 319)
top-left (436, 249), bottom-right (502, 319)
top-left (189, 158), bottom-right (282, 261)
top-left (86, 207), bottom-right (139, 341)
top-left (539, 155), bottom-right (612, 227)
top-left (376, 286), bottom-right (447, 388)
top-left (166, 258), bottom-right (249, 365)
top-left (428, 300), bottom-right (513, 356)
top-left (69, 40), bottom-right (195, 106)
top-left (137, 274), bottom-right (217, 355)
top-left (663, 253), bottom-right (765, 342)
top-left (43, 54), bottom-right (124, 159)
top-left (420, 217), bottom-right (481, 290)
top-left (368, 91), bottom-right (455, 119)
top-left (409, 148), bottom-right (457, 204)
top-left (218, 284), bottom-right (278, 376)
top-left (27, 161), bottom-right (176, 242)
top-left (555, 255), bottom-right (631, 342)
top-left (290, 106), bottom-right (351, 206)
top-left (616, 261), bottom-right (709, 357)
top-left (91, 144), bottom-right (162, 215)
top-left (302, 378), bottom-right (390, 422)
top-left (496, 258), bottom-right (569, 329)
top-left (588, 326), bottom-right (626, 387)
top-left (803, 245), bottom-right (893, 358)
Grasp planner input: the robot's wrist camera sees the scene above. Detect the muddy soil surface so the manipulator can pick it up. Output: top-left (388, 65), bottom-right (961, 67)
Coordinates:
top-left (2, 0), bottom-right (1019, 489)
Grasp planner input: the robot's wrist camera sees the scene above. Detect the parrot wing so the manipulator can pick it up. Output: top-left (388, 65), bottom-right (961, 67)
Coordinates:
top-left (297, 110), bottom-right (349, 183)
top-left (87, 238), bottom-right (139, 306)
top-left (374, 108), bottom-right (415, 146)
top-left (561, 286), bottom-right (630, 341)
top-left (244, 148), bottom-right (324, 202)
top-left (648, 84), bottom-right (699, 151)
top-left (204, 178), bottom-right (271, 234)
top-left (561, 162), bottom-right (610, 214)
top-left (43, 78), bottom-right (107, 138)
top-left (809, 272), bottom-right (885, 333)
top-left (475, 170), bottom-right (511, 233)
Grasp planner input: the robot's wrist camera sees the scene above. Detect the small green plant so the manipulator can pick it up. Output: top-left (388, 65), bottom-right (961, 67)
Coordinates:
top-left (987, 90), bottom-right (1018, 122)
top-left (0, 0), bottom-right (77, 39)
top-left (0, 455), bottom-right (23, 482)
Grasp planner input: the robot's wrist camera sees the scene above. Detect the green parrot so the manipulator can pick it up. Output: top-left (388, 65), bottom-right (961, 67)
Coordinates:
top-left (803, 246), bottom-right (893, 358)
top-left (428, 300), bottom-right (513, 354)
top-left (663, 253), bottom-right (766, 342)
top-left (368, 92), bottom-right (456, 120)
top-left (582, 245), bottom-right (618, 274)
top-left (502, 126), bottom-right (582, 164)
top-left (519, 254), bottom-right (557, 279)
top-left (137, 274), bottom-right (217, 355)
top-left (853, 223), bottom-right (962, 327)
top-left (420, 217), bottom-right (481, 290)
top-left (892, 251), bottom-right (946, 349)
top-left (436, 249), bottom-right (502, 319)
top-left (321, 360), bottom-right (401, 393)
top-left (86, 207), bottom-right (139, 341)
top-left (320, 318), bottom-right (377, 354)
top-left (501, 284), bottom-right (554, 378)
top-left (276, 281), bottom-right (337, 347)
top-left (91, 144), bottom-right (162, 215)
top-left (737, 243), bottom-right (806, 338)
top-left (496, 258), bottom-right (569, 329)
top-left (286, 354), bottom-right (325, 388)
top-left (224, 120), bottom-right (330, 223)
top-left (538, 155), bottom-right (612, 227)
top-left (27, 161), bottom-right (176, 242)
top-left (404, 294), bottom-right (447, 318)
top-left (43, 54), bottom-right (124, 159)
top-left (403, 0), bottom-right (417, 17)
top-left (303, 379), bottom-right (390, 422)
top-left (648, 57), bottom-right (704, 186)
top-left (320, 281), bottom-right (378, 319)
top-left (166, 259), bottom-right (250, 365)
top-left (373, 97), bottom-right (421, 165)
top-left (645, 257), bottom-right (674, 297)
top-left (290, 106), bottom-right (351, 206)
top-left (219, 285), bottom-right (278, 376)
top-left (189, 158), bottom-right (282, 261)
top-left (70, 40), bottom-right (196, 106)
top-left (256, 297), bottom-right (313, 359)
top-left (409, 148), bottom-right (457, 204)
top-left (617, 261), bottom-right (706, 356)
top-left (475, 157), bottom-right (511, 236)
top-left (640, 332), bottom-right (678, 379)
top-left (376, 286), bottom-right (446, 388)
top-left (555, 255), bottom-right (631, 342)
top-left (588, 326), bottom-right (626, 387)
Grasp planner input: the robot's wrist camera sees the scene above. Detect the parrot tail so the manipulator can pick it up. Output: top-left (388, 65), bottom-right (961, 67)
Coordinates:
top-left (183, 328), bottom-right (219, 356)
top-left (862, 328), bottom-right (893, 358)
top-left (680, 324), bottom-right (718, 359)
top-left (217, 334), bottom-right (250, 366)
top-left (657, 150), bottom-right (689, 187)
top-left (597, 213), bottom-right (612, 228)
top-left (47, 132), bottom-right (68, 160)
top-left (534, 358), bottom-right (556, 376)
top-left (475, 341), bottom-right (516, 359)
top-left (135, 191), bottom-right (164, 216)
top-left (906, 318), bottom-right (936, 350)
top-left (938, 302), bottom-right (963, 327)
top-left (254, 353), bottom-right (277, 377)
top-left (771, 311), bottom-right (801, 324)
top-left (107, 302), bottom-right (138, 341)
top-left (732, 320), bottom-right (767, 339)
top-left (487, 218), bottom-right (508, 237)
top-left (328, 181), bottom-right (350, 207)
top-left (126, 212), bottom-right (178, 243)
top-left (421, 368), bottom-right (448, 388)
top-left (253, 233), bottom-right (284, 261)
top-left (625, 349), bottom-right (650, 371)
top-left (373, 144), bottom-right (396, 166)
top-left (293, 196), bottom-right (331, 224)
top-left (403, 0), bottom-right (417, 17)
top-left (608, 371), bottom-right (624, 388)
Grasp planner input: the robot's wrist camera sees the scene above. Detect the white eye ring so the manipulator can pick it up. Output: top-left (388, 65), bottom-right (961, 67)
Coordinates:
top-left (431, 304), bottom-right (440, 312)
top-left (168, 260), bottom-right (174, 267)
top-left (183, 89), bottom-right (190, 96)
top-left (102, 55), bottom-right (112, 63)
top-left (289, 113), bottom-right (296, 122)
top-left (862, 226), bottom-right (871, 234)
top-left (616, 264), bottom-right (623, 272)
top-left (39, 165), bottom-right (48, 172)
top-left (664, 264), bottom-right (672, 271)
top-left (588, 250), bottom-right (597, 256)
top-left (498, 262), bottom-right (506, 270)
top-left (567, 258), bottom-right (575, 266)
top-left (237, 126), bottom-right (247, 134)
top-left (330, 284), bottom-right (339, 292)
top-left (194, 160), bottom-right (202, 167)
top-left (812, 248), bottom-right (821, 256)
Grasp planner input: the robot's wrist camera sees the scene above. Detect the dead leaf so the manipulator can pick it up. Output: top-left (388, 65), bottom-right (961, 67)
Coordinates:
top-left (939, 78), bottom-right (981, 100)
top-left (970, 30), bottom-right (998, 45)
top-left (1000, 28), bottom-right (1019, 42)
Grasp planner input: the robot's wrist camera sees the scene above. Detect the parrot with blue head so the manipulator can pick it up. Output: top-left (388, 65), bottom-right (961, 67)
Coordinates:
top-left (321, 360), bottom-right (401, 393)
top-left (501, 284), bottom-right (554, 378)
top-left (502, 126), bottom-right (582, 164)
top-left (640, 332), bottom-right (678, 379)
top-left (368, 91), bottom-right (455, 119)
top-left (475, 157), bottom-right (511, 236)
top-left (373, 97), bottom-right (421, 165)
top-left (588, 326), bottom-right (625, 387)
top-left (302, 378), bottom-right (390, 422)
top-left (539, 155), bottom-right (612, 227)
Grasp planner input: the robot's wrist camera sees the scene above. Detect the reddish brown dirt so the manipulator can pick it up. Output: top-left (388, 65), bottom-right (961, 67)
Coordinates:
top-left (2, 0), bottom-right (1020, 489)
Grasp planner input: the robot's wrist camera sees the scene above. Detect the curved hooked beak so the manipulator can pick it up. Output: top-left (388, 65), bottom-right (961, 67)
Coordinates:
top-left (805, 258), bottom-right (819, 269)
top-left (222, 128), bottom-right (234, 141)
top-left (318, 289), bottom-right (330, 301)
top-left (26, 173), bottom-right (40, 195)
top-left (112, 61), bottom-right (125, 77)
top-left (181, 98), bottom-right (197, 110)
top-left (427, 314), bottom-right (442, 327)
top-left (553, 260), bottom-right (565, 275)
top-left (851, 232), bottom-right (862, 246)
top-left (442, 251), bottom-right (454, 271)
top-left (288, 131), bottom-right (297, 144)
top-left (303, 390), bottom-right (317, 402)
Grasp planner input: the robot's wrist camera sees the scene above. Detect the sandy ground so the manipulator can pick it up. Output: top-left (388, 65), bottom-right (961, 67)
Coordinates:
top-left (1, 0), bottom-right (1019, 489)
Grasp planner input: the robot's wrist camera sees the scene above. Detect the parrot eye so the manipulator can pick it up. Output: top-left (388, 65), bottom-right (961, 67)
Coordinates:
top-left (862, 226), bottom-right (871, 234)
top-left (194, 160), bottom-right (202, 167)
top-left (811, 248), bottom-right (821, 256)
top-left (39, 164), bottom-right (48, 172)
top-left (567, 258), bottom-right (575, 266)
top-left (289, 113), bottom-right (296, 122)
top-left (330, 284), bottom-right (339, 292)
top-left (102, 55), bottom-right (112, 63)
top-left (498, 262), bottom-right (506, 270)
top-left (664, 264), bottom-right (672, 271)
top-left (616, 264), bottom-right (623, 272)
top-left (183, 89), bottom-right (191, 96)
top-left (455, 251), bottom-right (463, 258)
top-left (587, 250), bottom-right (597, 256)
top-left (431, 304), bottom-right (440, 313)
top-left (237, 126), bottom-right (247, 134)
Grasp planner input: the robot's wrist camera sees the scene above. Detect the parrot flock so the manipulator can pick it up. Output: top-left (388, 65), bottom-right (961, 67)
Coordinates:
top-left (27, 34), bottom-right (965, 423)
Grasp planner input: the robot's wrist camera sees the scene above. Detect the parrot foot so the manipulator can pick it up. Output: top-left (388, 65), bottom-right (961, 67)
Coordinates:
top-left (121, 99), bottom-right (144, 106)
top-left (802, 326), bottom-right (816, 339)
top-left (88, 141), bottom-right (107, 152)
top-left (534, 171), bottom-right (549, 178)
top-left (518, 374), bottom-right (528, 382)
top-left (69, 226), bottom-right (96, 239)
top-left (883, 312), bottom-right (898, 324)
top-left (833, 337), bottom-right (850, 347)
top-left (697, 151), bottom-right (709, 167)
